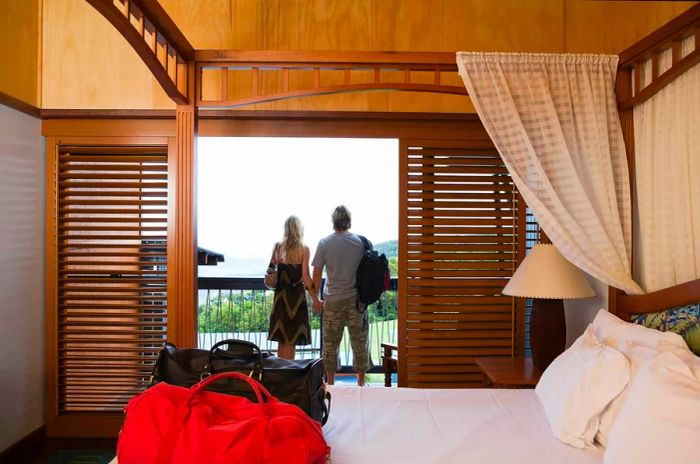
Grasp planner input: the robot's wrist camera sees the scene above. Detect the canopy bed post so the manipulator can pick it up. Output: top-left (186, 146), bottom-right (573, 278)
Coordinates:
top-left (609, 65), bottom-right (635, 316)
top-left (610, 3), bottom-right (700, 310)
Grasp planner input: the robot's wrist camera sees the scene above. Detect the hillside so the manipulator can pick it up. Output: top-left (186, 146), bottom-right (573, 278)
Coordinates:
top-left (374, 240), bottom-right (397, 258)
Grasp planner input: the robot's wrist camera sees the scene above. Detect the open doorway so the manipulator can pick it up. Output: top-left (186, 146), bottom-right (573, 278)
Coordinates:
top-left (196, 137), bottom-right (398, 373)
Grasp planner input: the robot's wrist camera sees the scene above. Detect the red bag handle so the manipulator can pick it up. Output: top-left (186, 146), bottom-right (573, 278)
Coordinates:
top-left (156, 372), bottom-right (274, 464)
top-left (189, 371), bottom-right (265, 404)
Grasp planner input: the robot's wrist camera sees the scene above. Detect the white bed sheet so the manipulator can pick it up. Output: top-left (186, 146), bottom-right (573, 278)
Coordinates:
top-left (324, 386), bottom-right (603, 464)
top-left (108, 386), bottom-right (603, 464)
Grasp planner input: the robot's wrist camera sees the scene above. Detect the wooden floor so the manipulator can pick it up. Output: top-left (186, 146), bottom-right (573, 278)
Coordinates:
top-left (1, 439), bottom-right (116, 464)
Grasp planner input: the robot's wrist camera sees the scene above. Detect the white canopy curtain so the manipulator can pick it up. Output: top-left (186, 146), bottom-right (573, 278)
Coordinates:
top-left (457, 53), bottom-right (642, 295)
top-left (634, 38), bottom-right (700, 292)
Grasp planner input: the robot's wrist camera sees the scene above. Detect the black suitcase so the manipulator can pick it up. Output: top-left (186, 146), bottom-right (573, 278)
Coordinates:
top-left (150, 339), bottom-right (331, 425)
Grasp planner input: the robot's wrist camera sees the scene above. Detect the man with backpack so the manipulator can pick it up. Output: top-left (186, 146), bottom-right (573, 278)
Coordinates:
top-left (311, 205), bottom-right (371, 387)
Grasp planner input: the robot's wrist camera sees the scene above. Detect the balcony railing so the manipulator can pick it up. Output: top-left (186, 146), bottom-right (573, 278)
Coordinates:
top-left (198, 277), bottom-right (397, 373)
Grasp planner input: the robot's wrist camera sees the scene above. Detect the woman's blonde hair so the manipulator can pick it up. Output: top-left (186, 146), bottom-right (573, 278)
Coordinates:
top-left (281, 215), bottom-right (304, 260)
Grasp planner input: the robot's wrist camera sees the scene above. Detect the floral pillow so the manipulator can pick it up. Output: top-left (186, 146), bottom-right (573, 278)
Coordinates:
top-left (631, 303), bottom-right (700, 356)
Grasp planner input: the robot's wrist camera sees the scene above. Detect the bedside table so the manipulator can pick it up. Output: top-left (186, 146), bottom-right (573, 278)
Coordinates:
top-left (474, 356), bottom-right (543, 389)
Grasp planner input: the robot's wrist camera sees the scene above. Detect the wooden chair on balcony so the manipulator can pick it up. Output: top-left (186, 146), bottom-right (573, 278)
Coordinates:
top-left (381, 343), bottom-right (398, 387)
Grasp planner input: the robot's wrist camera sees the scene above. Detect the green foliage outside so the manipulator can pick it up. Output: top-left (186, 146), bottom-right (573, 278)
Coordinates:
top-left (199, 289), bottom-right (397, 334)
top-left (199, 238), bottom-right (399, 335)
top-left (374, 240), bottom-right (398, 277)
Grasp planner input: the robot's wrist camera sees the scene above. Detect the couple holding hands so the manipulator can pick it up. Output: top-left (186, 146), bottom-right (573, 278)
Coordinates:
top-left (267, 205), bottom-right (370, 386)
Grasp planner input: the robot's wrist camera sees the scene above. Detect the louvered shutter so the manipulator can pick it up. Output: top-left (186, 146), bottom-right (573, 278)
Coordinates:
top-left (398, 140), bottom-right (526, 388)
top-left (56, 146), bottom-right (168, 417)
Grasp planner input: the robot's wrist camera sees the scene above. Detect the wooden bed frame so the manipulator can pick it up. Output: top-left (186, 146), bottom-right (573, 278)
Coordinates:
top-left (615, 278), bottom-right (700, 321)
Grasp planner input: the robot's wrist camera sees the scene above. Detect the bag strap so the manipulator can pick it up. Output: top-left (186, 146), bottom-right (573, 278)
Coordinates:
top-left (268, 242), bottom-right (280, 267)
top-left (321, 390), bottom-right (332, 426)
top-left (207, 339), bottom-right (264, 379)
top-left (358, 235), bottom-right (371, 252)
top-left (189, 371), bottom-right (267, 404)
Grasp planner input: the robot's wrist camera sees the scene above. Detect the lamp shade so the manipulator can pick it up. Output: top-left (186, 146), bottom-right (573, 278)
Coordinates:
top-left (503, 244), bottom-right (595, 299)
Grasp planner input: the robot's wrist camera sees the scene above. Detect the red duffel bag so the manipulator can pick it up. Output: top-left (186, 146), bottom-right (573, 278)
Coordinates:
top-left (117, 371), bottom-right (330, 464)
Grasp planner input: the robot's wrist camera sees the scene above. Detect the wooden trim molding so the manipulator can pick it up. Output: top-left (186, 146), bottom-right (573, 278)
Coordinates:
top-left (0, 91), bottom-right (41, 118)
top-left (42, 119), bottom-right (176, 137)
top-left (397, 140), bottom-right (409, 388)
top-left (44, 136), bottom-right (60, 436)
top-left (198, 112), bottom-right (486, 139)
top-left (198, 110), bottom-right (479, 121)
top-left (0, 426), bottom-right (46, 463)
top-left (40, 109), bottom-right (177, 119)
top-left (169, 63), bottom-right (198, 347)
top-left (195, 50), bottom-right (460, 66)
top-left (38, 109), bottom-right (481, 121)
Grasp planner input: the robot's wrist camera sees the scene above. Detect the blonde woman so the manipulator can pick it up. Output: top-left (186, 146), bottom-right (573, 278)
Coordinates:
top-left (267, 216), bottom-right (320, 359)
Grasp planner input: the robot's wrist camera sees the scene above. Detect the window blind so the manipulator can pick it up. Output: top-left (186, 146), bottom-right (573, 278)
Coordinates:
top-left (398, 141), bottom-right (526, 388)
top-left (57, 146), bottom-right (168, 413)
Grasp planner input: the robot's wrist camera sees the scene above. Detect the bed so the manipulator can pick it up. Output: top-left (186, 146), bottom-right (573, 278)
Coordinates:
top-left (323, 386), bottom-right (601, 464)
top-left (109, 277), bottom-right (700, 464)
top-left (108, 385), bottom-right (602, 464)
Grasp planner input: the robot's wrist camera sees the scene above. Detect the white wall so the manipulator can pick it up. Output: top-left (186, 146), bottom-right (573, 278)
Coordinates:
top-left (564, 272), bottom-right (608, 347)
top-left (0, 104), bottom-right (45, 451)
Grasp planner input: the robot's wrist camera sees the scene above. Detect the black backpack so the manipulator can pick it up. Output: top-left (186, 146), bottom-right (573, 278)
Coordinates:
top-left (355, 235), bottom-right (390, 305)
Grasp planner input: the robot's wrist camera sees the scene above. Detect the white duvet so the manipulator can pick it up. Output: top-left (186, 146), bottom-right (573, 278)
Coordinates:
top-left (109, 385), bottom-right (602, 464)
top-left (324, 386), bottom-right (603, 464)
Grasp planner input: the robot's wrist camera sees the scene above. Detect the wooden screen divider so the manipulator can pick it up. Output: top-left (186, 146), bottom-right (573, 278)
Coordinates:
top-left (45, 138), bottom-right (174, 437)
top-left (398, 140), bottom-right (526, 388)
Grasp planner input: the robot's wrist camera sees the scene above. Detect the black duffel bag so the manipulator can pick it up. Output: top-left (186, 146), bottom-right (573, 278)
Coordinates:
top-left (150, 339), bottom-right (331, 425)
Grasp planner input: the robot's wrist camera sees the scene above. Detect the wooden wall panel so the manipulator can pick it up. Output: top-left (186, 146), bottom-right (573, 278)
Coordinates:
top-left (564, 0), bottom-right (696, 54)
top-left (0, 0), bottom-right (41, 106)
top-left (159, 0), bottom-right (235, 49)
top-left (41, 0), bottom-right (173, 110)
top-left (40, 0), bottom-right (696, 111)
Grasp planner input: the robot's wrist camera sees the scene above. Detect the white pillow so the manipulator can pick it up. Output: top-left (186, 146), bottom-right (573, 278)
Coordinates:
top-left (591, 309), bottom-right (687, 351)
top-left (604, 350), bottom-right (700, 464)
top-left (596, 341), bottom-right (658, 447)
top-left (536, 325), bottom-right (630, 449)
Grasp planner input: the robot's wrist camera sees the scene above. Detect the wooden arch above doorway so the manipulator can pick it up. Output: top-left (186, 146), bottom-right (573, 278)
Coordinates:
top-left (195, 50), bottom-right (467, 109)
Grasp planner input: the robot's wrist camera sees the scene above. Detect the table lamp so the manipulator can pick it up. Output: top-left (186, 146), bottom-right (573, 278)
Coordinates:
top-left (502, 243), bottom-right (595, 371)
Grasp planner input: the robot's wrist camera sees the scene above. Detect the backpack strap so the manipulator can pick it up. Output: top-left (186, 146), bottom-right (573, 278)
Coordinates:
top-left (358, 235), bottom-right (372, 251)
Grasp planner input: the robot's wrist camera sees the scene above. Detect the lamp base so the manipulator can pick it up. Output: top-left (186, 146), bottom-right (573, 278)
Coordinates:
top-left (530, 298), bottom-right (566, 371)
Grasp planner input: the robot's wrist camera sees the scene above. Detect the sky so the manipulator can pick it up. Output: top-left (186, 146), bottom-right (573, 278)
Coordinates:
top-left (197, 137), bottom-right (398, 277)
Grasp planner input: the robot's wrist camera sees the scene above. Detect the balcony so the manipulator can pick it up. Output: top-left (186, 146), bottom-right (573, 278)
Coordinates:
top-left (198, 277), bottom-right (398, 373)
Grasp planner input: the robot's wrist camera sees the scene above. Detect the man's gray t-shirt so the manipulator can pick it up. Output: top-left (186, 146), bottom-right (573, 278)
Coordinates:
top-left (312, 231), bottom-right (369, 302)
